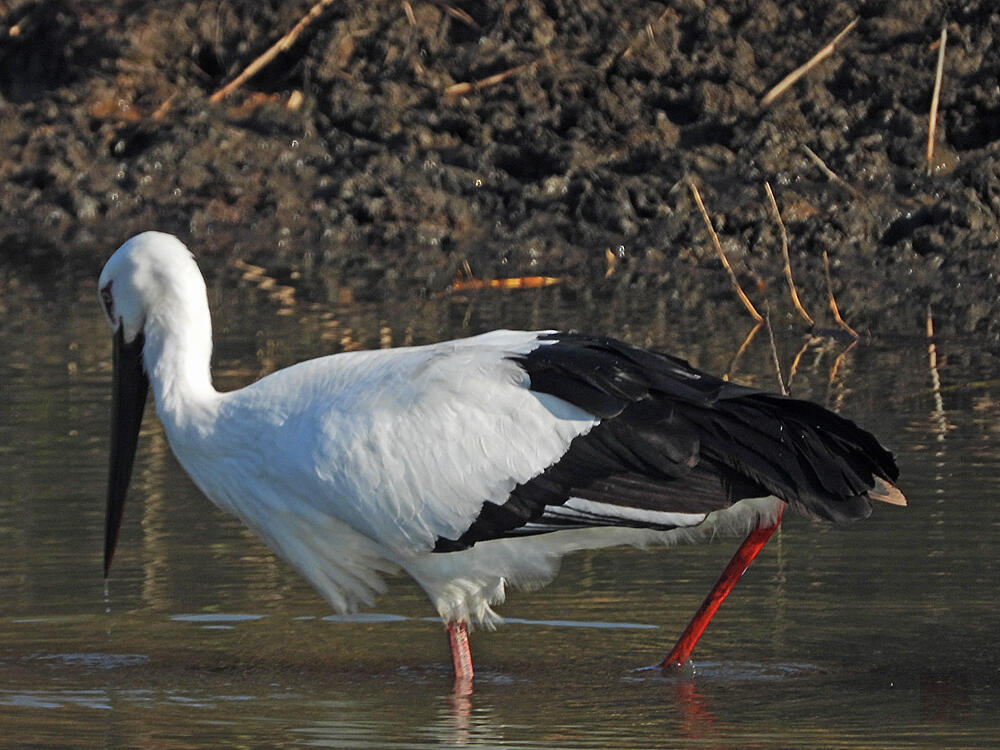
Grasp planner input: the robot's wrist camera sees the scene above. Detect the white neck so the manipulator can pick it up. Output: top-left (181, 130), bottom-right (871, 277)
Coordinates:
top-left (142, 290), bottom-right (219, 426)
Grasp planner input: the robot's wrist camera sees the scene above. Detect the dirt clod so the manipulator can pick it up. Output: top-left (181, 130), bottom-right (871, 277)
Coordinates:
top-left (1, 0), bottom-right (998, 337)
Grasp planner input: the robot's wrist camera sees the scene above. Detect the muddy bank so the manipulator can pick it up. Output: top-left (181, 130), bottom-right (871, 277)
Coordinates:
top-left (1, 0), bottom-right (998, 337)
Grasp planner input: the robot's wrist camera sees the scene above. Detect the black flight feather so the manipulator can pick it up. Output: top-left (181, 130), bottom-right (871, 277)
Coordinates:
top-left (433, 333), bottom-right (899, 552)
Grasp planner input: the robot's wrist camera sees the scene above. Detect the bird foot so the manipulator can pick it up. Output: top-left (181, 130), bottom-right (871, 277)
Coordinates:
top-left (660, 658), bottom-right (697, 678)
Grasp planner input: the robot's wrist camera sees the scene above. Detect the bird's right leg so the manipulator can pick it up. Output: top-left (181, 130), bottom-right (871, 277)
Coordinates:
top-left (661, 505), bottom-right (786, 668)
top-left (448, 620), bottom-right (474, 695)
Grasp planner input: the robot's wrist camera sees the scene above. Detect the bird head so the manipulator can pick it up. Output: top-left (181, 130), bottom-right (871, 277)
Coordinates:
top-left (98, 232), bottom-right (198, 577)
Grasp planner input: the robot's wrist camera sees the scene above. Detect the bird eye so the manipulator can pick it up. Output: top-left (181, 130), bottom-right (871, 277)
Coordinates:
top-left (100, 283), bottom-right (114, 320)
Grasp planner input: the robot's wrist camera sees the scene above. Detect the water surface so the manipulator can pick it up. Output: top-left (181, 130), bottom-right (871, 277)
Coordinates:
top-left (2, 269), bottom-right (998, 747)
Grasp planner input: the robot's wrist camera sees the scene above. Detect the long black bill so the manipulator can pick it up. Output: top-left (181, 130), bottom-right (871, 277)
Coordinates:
top-left (104, 326), bottom-right (149, 578)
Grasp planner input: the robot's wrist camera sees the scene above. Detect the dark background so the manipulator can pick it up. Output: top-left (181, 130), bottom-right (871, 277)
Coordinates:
top-left (1, 0), bottom-right (997, 336)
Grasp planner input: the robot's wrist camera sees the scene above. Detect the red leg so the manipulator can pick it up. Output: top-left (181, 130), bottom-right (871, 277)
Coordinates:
top-left (448, 620), bottom-right (474, 694)
top-left (662, 506), bottom-right (785, 669)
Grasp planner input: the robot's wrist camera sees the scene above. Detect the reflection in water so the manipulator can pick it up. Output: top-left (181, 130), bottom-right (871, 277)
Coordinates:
top-left (139, 427), bottom-right (169, 612)
top-left (2, 273), bottom-right (999, 747)
top-left (673, 681), bottom-right (718, 745)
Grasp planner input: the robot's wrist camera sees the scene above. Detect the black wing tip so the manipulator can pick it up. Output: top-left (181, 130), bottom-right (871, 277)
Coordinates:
top-left (501, 331), bottom-right (904, 541)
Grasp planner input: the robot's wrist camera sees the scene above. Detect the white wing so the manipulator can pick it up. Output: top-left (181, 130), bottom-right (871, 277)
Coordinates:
top-left (218, 330), bottom-right (598, 554)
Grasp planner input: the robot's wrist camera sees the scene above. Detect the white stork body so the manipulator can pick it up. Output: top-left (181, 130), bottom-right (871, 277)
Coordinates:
top-left (98, 232), bottom-right (904, 688)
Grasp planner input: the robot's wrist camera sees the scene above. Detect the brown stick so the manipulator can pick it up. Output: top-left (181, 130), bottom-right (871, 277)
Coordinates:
top-left (926, 305), bottom-right (949, 443)
top-left (621, 8), bottom-right (674, 60)
top-left (429, 1), bottom-right (478, 28)
top-left (234, 259), bottom-right (297, 308)
top-left (827, 339), bottom-right (857, 409)
top-left (821, 251), bottom-right (859, 339)
top-left (764, 182), bottom-right (814, 327)
top-left (688, 179), bottom-right (763, 323)
top-left (724, 322), bottom-right (763, 381)
top-left (444, 58), bottom-right (544, 97)
top-left (209, 0), bottom-right (338, 103)
top-left (786, 335), bottom-right (822, 392)
top-left (800, 144), bottom-right (864, 201)
top-left (151, 93), bottom-right (177, 121)
top-left (402, 0), bottom-right (416, 26)
top-left (761, 18), bottom-right (858, 107)
top-left (926, 25), bottom-right (948, 175)
top-left (763, 306), bottom-right (788, 395)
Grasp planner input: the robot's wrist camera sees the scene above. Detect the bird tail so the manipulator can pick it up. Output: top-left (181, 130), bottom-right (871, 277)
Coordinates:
top-left (869, 477), bottom-right (907, 506)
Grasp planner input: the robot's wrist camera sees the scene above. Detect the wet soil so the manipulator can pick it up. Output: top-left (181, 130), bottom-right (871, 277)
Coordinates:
top-left (1, 0), bottom-right (998, 337)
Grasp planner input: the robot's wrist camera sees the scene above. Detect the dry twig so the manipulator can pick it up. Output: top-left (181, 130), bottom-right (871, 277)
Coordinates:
top-left (621, 8), bottom-right (674, 60)
top-left (151, 93), bottom-right (177, 121)
top-left (448, 276), bottom-right (561, 292)
top-left (724, 323), bottom-right (763, 381)
top-left (604, 247), bottom-right (618, 278)
top-left (444, 58), bottom-right (545, 96)
top-left (800, 144), bottom-right (864, 200)
top-left (234, 259), bottom-right (297, 310)
top-left (927, 25), bottom-right (948, 175)
top-left (429, 1), bottom-right (478, 28)
top-left (764, 181), bottom-right (814, 327)
top-left (761, 18), bottom-right (858, 107)
top-left (827, 339), bottom-right (857, 408)
top-left (402, 1), bottom-right (416, 26)
top-left (926, 306), bottom-right (949, 443)
top-left (821, 251), bottom-right (859, 339)
top-left (210, 0), bottom-right (338, 103)
top-left (763, 306), bottom-right (788, 395)
top-left (286, 89), bottom-right (305, 111)
top-left (688, 179), bottom-right (763, 323)
top-left (786, 335), bottom-right (824, 392)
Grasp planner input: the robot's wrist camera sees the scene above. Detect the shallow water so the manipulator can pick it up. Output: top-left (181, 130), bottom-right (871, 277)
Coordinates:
top-left (2, 268), bottom-right (998, 748)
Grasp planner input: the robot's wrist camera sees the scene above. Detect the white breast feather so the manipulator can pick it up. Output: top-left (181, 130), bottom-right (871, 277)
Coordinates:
top-left (165, 330), bottom-right (782, 626)
top-left (169, 331), bottom-right (602, 617)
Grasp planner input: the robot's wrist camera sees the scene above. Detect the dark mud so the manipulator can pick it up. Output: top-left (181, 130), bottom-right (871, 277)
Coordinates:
top-left (1, 1), bottom-right (998, 336)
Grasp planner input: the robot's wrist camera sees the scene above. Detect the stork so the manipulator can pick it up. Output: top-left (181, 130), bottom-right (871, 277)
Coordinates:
top-left (99, 232), bottom-right (905, 692)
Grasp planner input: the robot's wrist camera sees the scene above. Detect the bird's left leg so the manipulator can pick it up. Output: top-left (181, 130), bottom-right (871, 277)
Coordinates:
top-left (662, 504), bottom-right (786, 669)
top-left (448, 620), bottom-right (474, 694)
